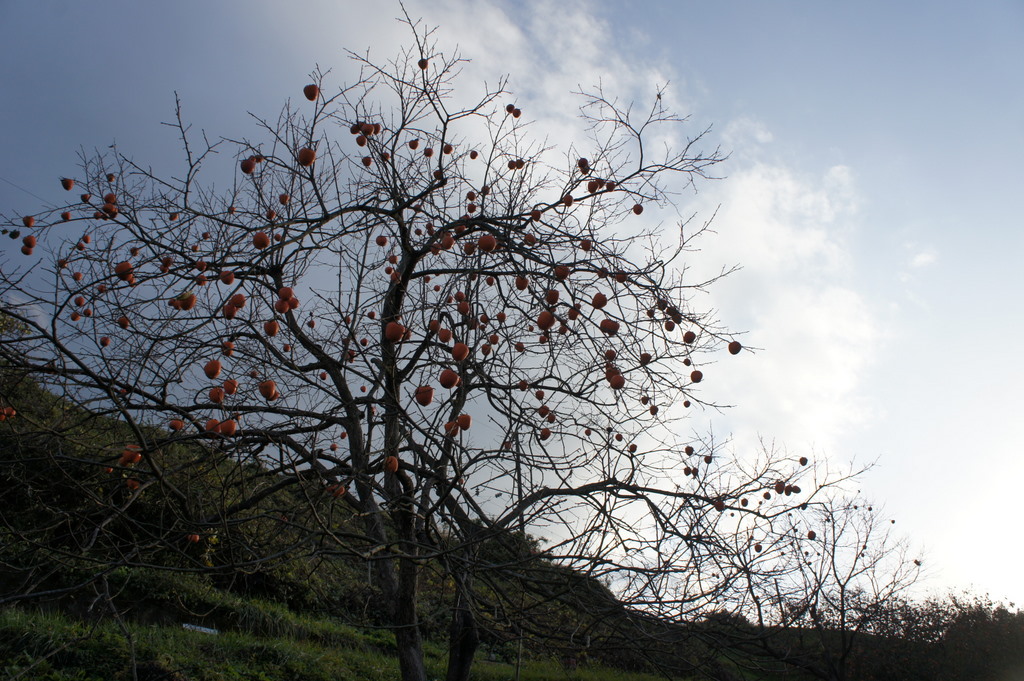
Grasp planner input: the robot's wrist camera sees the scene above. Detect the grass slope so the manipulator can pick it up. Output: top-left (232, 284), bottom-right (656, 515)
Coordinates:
top-left (1, 607), bottom-right (684, 681)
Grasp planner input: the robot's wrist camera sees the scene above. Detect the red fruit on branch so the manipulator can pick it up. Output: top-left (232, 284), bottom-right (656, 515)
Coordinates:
top-left (114, 261), bottom-right (133, 281)
top-left (258, 380), bottom-right (278, 400)
top-left (414, 386), bottom-right (434, 406)
top-left (439, 369), bottom-right (461, 389)
top-left (451, 342), bottom-right (470, 361)
top-left (385, 322), bottom-right (406, 343)
top-left (478, 234), bottom-right (497, 252)
top-left (203, 360), bottom-right (222, 380)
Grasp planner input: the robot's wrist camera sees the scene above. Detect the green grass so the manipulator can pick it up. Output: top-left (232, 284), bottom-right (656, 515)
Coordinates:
top-left (1, 607), bottom-right (402, 681)
top-left (1, 608), bottom-right (687, 681)
top-left (462, 658), bottom-right (675, 681)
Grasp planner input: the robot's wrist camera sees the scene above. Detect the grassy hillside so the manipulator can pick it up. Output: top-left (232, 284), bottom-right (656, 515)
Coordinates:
top-left (1, 604), bottom-right (683, 681)
top-left (4, 368), bottom-right (1023, 681)
top-left (0, 366), bottom-right (719, 680)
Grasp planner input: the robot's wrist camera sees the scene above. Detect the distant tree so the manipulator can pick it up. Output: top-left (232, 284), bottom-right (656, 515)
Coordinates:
top-left (920, 592), bottom-right (1024, 681)
top-left (722, 495), bottom-right (922, 681)
top-left (820, 590), bottom-right (1024, 681)
top-left (0, 18), bottom-right (829, 681)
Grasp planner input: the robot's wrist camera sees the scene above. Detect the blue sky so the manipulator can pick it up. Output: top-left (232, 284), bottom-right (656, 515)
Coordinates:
top-left (2, 0), bottom-right (1022, 605)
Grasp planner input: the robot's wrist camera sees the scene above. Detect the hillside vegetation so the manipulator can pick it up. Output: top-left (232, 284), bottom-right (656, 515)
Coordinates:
top-left (2, 368), bottom-right (1023, 681)
top-left (0, 366), bottom-right (725, 680)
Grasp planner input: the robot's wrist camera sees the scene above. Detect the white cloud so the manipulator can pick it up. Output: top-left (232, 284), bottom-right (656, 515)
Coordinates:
top-left (909, 248), bottom-right (938, 268)
top-left (696, 162), bottom-right (855, 278)
top-left (895, 244), bottom-right (938, 297)
top-left (686, 156), bottom-right (878, 457)
top-left (722, 116), bottom-right (775, 148)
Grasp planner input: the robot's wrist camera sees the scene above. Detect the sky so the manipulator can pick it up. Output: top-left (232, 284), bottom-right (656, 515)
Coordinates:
top-left (1, 0), bottom-right (1022, 606)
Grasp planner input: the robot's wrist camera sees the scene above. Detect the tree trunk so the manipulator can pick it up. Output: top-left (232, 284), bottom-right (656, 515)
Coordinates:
top-left (395, 620), bottom-right (428, 681)
top-left (445, 574), bottom-right (480, 681)
top-left (362, 468), bottom-right (428, 681)
top-left (395, 467), bottom-right (428, 681)
top-left (370, 550), bottom-right (428, 681)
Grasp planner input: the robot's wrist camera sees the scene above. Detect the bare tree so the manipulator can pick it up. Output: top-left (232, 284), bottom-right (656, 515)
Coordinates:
top-left (1, 18), bottom-right (830, 681)
top-left (722, 494), bottom-right (922, 681)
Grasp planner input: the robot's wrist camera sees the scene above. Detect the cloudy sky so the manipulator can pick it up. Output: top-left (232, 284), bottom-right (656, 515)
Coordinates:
top-left (2, 1), bottom-right (1022, 605)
